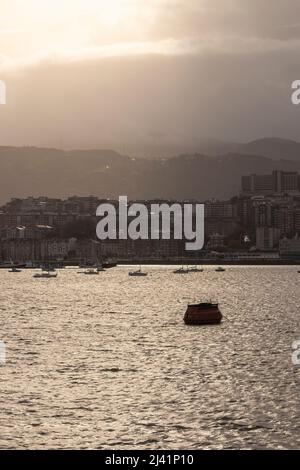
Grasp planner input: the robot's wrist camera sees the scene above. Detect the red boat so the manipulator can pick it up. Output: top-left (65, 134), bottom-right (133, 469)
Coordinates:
top-left (184, 302), bottom-right (222, 325)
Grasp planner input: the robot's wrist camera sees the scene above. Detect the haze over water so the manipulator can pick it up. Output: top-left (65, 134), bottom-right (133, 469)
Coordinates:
top-left (0, 266), bottom-right (299, 449)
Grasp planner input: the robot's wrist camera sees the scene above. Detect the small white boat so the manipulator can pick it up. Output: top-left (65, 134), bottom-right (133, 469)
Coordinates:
top-left (129, 266), bottom-right (148, 277)
top-left (83, 268), bottom-right (99, 275)
top-left (215, 266), bottom-right (226, 272)
top-left (0, 261), bottom-right (15, 268)
top-left (33, 271), bottom-right (58, 279)
top-left (173, 266), bottom-right (189, 274)
top-left (188, 266), bottom-right (204, 273)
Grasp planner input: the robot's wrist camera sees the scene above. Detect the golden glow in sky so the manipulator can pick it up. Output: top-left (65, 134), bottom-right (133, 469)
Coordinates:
top-left (0, 0), bottom-right (297, 71)
top-left (1, 0), bottom-right (299, 148)
top-left (0, 0), bottom-right (161, 65)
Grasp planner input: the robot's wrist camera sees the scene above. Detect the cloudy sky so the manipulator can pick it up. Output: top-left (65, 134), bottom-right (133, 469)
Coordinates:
top-left (0, 0), bottom-right (300, 151)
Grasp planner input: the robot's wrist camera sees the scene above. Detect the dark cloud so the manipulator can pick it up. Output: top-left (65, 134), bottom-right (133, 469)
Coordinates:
top-left (154, 0), bottom-right (300, 41)
top-left (1, 1), bottom-right (300, 148)
top-left (1, 47), bottom-right (299, 148)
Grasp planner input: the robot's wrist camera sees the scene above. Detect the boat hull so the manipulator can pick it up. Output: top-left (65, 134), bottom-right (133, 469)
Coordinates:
top-left (184, 304), bottom-right (222, 325)
top-left (129, 272), bottom-right (148, 277)
top-left (34, 274), bottom-right (57, 278)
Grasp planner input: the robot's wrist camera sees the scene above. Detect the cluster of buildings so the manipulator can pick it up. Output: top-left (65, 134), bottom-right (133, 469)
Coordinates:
top-left (241, 170), bottom-right (300, 196)
top-left (240, 171), bottom-right (300, 257)
top-left (0, 197), bottom-right (102, 263)
top-left (1, 170), bottom-right (300, 263)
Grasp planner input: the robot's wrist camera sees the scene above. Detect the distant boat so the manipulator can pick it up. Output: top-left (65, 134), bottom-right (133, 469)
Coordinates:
top-left (0, 261), bottom-right (26, 269)
top-left (0, 261), bottom-right (14, 269)
top-left (33, 271), bottom-right (58, 279)
top-left (83, 268), bottom-right (99, 275)
top-left (129, 266), bottom-right (148, 277)
top-left (173, 266), bottom-right (189, 274)
top-left (188, 266), bottom-right (204, 273)
top-left (215, 266), bottom-right (226, 272)
top-left (9, 267), bottom-right (22, 273)
top-left (184, 302), bottom-right (222, 325)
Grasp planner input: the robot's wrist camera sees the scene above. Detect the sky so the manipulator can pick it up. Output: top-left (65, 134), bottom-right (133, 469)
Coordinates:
top-left (1, 0), bottom-right (300, 152)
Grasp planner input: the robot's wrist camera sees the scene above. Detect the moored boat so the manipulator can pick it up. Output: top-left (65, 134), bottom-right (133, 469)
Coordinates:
top-left (184, 302), bottom-right (222, 325)
top-left (83, 268), bottom-right (99, 275)
top-left (188, 266), bottom-right (204, 273)
top-left (173, 266), bottom-right (189, 274)
top-left (33, 271), bottom-right (58, 279)
top-left (129, 266), bottom-right (148, 277)
top-left (215, 266), bottom-right (226, 272)
top-left (0, 261), bottom-right (26, 269)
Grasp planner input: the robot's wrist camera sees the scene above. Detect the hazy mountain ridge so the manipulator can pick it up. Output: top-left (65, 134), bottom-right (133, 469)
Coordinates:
top-left (1, 145), bottom-right (300, 205)
top-left (236, 138), bottom-right (300, 162)
top-left (200, 137), bottom-right (300, 161)
top-left (122, 137), bottom-right (300, 160)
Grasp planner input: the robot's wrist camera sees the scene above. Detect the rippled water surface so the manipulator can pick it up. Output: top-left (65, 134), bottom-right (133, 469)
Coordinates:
top-left (0, 266), bottom-right (299, 449)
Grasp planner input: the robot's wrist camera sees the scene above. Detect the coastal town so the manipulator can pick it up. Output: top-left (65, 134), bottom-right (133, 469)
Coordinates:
top-left (1, 170), bottom-right (300, 265)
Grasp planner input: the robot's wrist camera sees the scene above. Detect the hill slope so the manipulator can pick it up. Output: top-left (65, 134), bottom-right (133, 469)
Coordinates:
top-left (1, 146), bottom-right (300, 204)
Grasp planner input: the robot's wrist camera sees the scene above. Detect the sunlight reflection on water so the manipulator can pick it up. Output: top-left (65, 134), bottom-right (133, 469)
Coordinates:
top-left (0, 266), bottom-right (299, 449)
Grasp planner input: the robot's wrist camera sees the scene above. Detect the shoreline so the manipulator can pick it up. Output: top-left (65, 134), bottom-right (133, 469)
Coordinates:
top-left (0, 258), bottom-right (300, 270)
top-left (1, 260), bottom-right (299, 268)
top-left (116, 260), bottom-right (300, 266)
